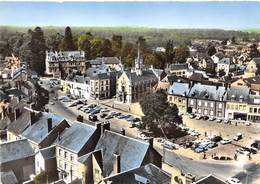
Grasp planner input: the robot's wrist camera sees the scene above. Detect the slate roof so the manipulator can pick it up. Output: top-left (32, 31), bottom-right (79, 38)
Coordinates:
top-left (125, 70), bottom-right (158, 83)
top-left (77, 152), bottom-right (92, 164)
top-left (103, 163), bottom-right (171, 184)
top-left (226, 86), bottom-right (250, 101)
top-left (0, 171), bottom-right (18, 184)
top-left (168, 82), bottom-right (190, 96)
top-left (95, 130), bottom-right (150, 177)
top-left (5, 88), bottom-right (26, 97)
top-left (188, 83), bottom-right (226, 101)
top-left (0, 116), bottom-right (11, 130)
top-left (189, 73), bottom-right (208, 82)
top-left (194, 174), bottom-right (226, 184)
top-left (22, 112), bottom-right (64, 144)
top-left (0, 139), bottom-right (34, 163)
top-left (56, 121), bottom-right (97, 153)
top-left (67, 75), bottom-right (90, 84)
top-left (89, 57), bottom-right (120, 65)
top-left (90, 73), bottom-right (110, 80)
top-left (244, 76), bottom-right (260, 84)
top-left (7, 109), bottom-right (31, 135)
top-left (39, 145), bottom-right (56, 159)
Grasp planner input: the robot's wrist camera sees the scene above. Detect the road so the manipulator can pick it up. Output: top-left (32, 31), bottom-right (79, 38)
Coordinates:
top-left (40, 78), bottom-right (260, 183)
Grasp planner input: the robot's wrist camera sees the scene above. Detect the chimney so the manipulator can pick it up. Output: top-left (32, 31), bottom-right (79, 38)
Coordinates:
top-left (149, 138), bottom-right (154, 148)
top-left (30, 103), bottom-right (37, 125)
top-left (120, 128), bottom-right (125, 136)
top-left (102, 122), bottom-right (110, 133)
top-left (47, 118), bottom-right (52, 133)
top-left (113, 153), bottom-right (120, 174)
top-left (14, 108), bottom-right (20, 121)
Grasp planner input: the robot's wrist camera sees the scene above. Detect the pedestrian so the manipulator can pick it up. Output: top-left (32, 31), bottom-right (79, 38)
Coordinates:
top-left (204, 131), bottom-right (207, 137)
top-left (234, 153), bottom-right (237, 161)
top-left (248, 153), bottom-right (252, 160)
top-left (211, 153), bottom-right (214, 159)
top-left (203, 152), bottom-right (206, 159)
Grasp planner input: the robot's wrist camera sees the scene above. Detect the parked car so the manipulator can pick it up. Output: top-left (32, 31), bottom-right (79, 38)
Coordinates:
top-left (223, 119), bottom-right (230, 124)
top-left (210, 136), bottom-right (222, 143)
top-left (89, 114), bottom-right (98, 121)
top-left (236, 148), bottom-right (250, 156)
top-left (209, 117), bottom-right (215, 121)
top-left (245, 121), bottom-right (252, 126)
top-left (220, 139), bottom-right (232, 145)
top-left (194, 147), bottom-right (205, 153)
top-left (90, 109), bottom-right (101, 115)
top-left (100, 108), bottom-right (110, 113)
top-left (195, 115), bottom-right (202, 120)
top-left (216, 119), bottom-right (222, 123)
top-left (233, 133), bottom-right (242, 141)
top-left (202, 116), bottom-right (209, 120)
top-left (117, 115), bottom-right (126, 119)
top-left (207, 142), bottom-right (218, 149)
top-left (105, 115), bottom-right (113, 120)
top-left (226, 178), bottom-right (242, 184)
top-left (100, 113), bottom-right (108, 118)
top-left (137, 133), bottom-right (149, 141)
top-left (161, 141), bottom-right (176, 150)
top-left (189, 114), bottom-right (196, 119)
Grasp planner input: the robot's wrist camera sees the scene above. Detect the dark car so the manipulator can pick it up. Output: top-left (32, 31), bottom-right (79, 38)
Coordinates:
top-left (100, 113), bottom-right (108, 118)
top-left (89, 114), bottom-right (98, 121)
top-left (207, 142), bottom-right (218, 149)
top-left (211, 136), bottom-right (223, 143)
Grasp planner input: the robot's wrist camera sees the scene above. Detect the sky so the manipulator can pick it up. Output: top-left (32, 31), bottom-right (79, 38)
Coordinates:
top-left (0, 1), bottom-right (260, 29)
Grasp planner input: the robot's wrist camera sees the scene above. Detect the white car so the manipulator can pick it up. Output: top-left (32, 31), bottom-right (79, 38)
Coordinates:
top-left (49, 101), bottom-right (55, 105)
top-left (245, 121), bottom-right (252, 126)
top-left (226, 177), bottom-right (242, 184)
top-left (137, 133), bottom-right (149, 141)
top-left (220, 139), bottom-right (232, 145)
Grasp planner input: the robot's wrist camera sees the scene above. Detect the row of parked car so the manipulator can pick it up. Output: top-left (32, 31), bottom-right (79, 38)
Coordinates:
top-left (188, 113), bottom-right (252, 126)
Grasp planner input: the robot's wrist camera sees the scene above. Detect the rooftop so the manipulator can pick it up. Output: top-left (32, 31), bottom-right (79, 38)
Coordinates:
top-left (0, 139), bottom-right (34, 163)
top-left (194, 174), bottom-right (226, 184)
top-left (56, 121), bottom-right (97, 153)
top-left (103, 163), bottom-right (171, 184)
top-left (22, 112), bottom-right (65, 144)
top-left (0, 171), bottom-right (18, 184)
top-left (168, 82), bottom-right (190, 96)
top-left (95, 130), bottom-right (151, 177)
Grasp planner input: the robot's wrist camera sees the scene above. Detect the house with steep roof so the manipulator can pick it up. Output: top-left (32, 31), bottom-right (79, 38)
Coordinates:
top-left (89, 130), bottom-right (162, 183)
top-left (225, 86), bottom-right (250, 121)
top-left (21, 111), bottom-right (70, 150)
top-left (35, 145), bottom-right (58, 182)
top-left (55, 121), bottom-right (103, 183)
top-left (168, 82), bottom-right (190, 113)
top-left (0, 139), bottom-right (35, 183)
top-left (166, 63), bottom-right (189, 77)
top-left (244, 57), bottom-right (260, 78)
top-left (88, 57), bottom-right (122, 70)
top-left (187, 83), bottom-right (227, 118)
top-left (192, 174), bottom-right (226, 184)
top-left (102, 163), bottom-right (171, 184)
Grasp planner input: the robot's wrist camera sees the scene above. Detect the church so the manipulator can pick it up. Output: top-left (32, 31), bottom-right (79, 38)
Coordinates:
top-left (116, 46), bottom-right (163, 104)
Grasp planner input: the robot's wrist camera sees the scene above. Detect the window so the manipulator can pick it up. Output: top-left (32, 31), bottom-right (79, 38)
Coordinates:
top-left (204, 109), bottom-right (208, 115)
top-left (71, 155), bottom-right (74, 162)
top-left (198, 109), bottom-right (201, 113)
top-left (191, 100), bottom-right (194, 105)
top-left (106, 86), bottom-right (109, 90)
top-left (64, 151), bottom-right (67, 159)
top-left (59, 149), bottom-right (62, 156)
top-left (169, 97), bottom-right (172, 101)
top-left (249, 108), bottom-right (253, 113)
top-left (106, 80), bottom-right (109, 85)
top-left (178, 99), bottom-right (182, 103)
top-left (59, 160), bottom-right (62, 168)
top-left (227, 104), bottom-right (230, 109)
top-left (64, 163), bottom-right (67, 170)
top-left (205, 102), bottom-right (208, 107)
top-left (210, 110), bottom-right (214, 116)
top-left (218, 103), bottom-right (222, 108)
top-left (37, 161), bottom-right (39, 167)
top-left (198, 101), bottom-right (201, 106)
top-left (254, 108), bottom-right (257, 113)
top-left (210, 102), bottom-right (214, 108)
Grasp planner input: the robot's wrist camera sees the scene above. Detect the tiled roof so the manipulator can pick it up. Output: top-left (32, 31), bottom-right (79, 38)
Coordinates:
top-left (103, 163), bottom-right (171, 184)
top-left (0, 139), bottom-right (34, 163)
top-left (57, 121), bottom-right (97, 153)
top-left (95, 130), bottom-right (150, 177)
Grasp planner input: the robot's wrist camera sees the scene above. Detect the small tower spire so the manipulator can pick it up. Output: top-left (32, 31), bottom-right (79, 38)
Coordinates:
top-left (135, 42), bottom-right (143, 76)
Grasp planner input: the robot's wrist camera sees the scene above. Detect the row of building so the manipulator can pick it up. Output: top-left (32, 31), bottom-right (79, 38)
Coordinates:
top-left (168, 81), bottom-right (260, 122)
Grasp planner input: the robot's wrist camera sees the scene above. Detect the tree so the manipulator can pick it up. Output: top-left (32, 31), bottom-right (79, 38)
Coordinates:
top-left (140, 90), bottom-right (183, 138)
top-left (19, 27), bottom-right (46, 75)
top-left (121, 42), bottom-right (135, 67)
top-left (174, 45), bottom-right (189, 63)
top-left (207, 45), bottom-right (217, 56)
top-left (112, 34), bottom-right (122, 57)
top-left (231, 36), bottom-right (236, 44)
top-left (33, 171), bottom-right (48, 184)
top-left (77, 33), bottom-right (93, 59)
top-left (100, 38), bottom-right (113, 57)
top-left (59, 26), bottom-right (77, 51)
top-left (165, 40), bottom-right (175, 64)
top-left (46, 33), bottom-right (63, 51)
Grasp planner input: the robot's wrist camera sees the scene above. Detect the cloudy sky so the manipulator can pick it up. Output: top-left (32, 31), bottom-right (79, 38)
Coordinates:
top-left (0, 1), bottom-right (260, 29)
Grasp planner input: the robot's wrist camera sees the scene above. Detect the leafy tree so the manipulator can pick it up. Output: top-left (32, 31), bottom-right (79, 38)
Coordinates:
top-left (174, 45), bottom-right (189, 63)
top-left (77, 33), bottom-right (93, 59)
top-left (231, 36), bottom-right (236, 44)
top-left (90, 37), bottom-right (103, 58)
top-left (100, 38), bottom-right (114, 57)
top-left (248, 43), bottom-right (260, 59)
top-left (19, 27), bottom-right (46, 75)
top-left (206, 45), bottom-right (217, 56)
top-left (46, 33), bottom-right (63, 50)
top-left (112, 34), bottom-right (122, 57)
top-left (136, 36), bottom-right (147, 52)
top-left (140, 90), bottom-right (183, 138)
top-left (121, 42), bottom-right (135, 67)
top-left (33, 171), bottom-right (48, 184)
top-left (165, 40), bottom-right (175, 64)
top-left (59, 26), bottom-right (77, 51)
